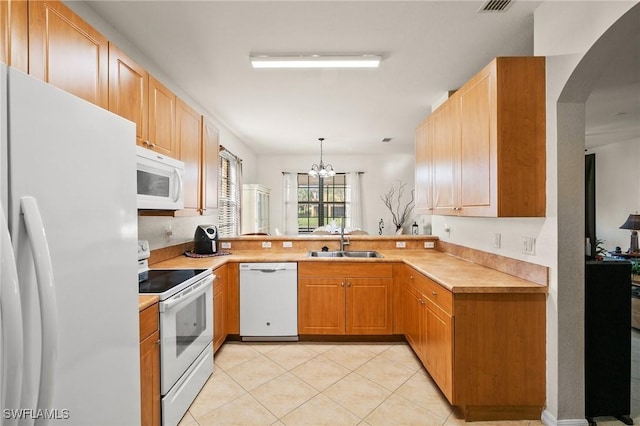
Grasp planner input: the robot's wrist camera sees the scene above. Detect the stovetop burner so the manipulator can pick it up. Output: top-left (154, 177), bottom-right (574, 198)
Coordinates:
top-left (139, 269), bottom-right (209, 298)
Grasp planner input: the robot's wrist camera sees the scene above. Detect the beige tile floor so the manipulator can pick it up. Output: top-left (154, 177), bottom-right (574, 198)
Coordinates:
top-left (177, 341), bottom-right (548, 426)
top-left (178, 332), bottom-right (640, 426)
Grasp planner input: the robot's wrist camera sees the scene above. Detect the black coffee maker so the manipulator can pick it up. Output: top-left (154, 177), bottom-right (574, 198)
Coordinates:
top-left (194, 225), bottom-right (218, 254)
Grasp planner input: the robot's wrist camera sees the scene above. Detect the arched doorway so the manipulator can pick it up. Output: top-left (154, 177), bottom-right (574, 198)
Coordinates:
top-left (544, 2), bottom-right (640, 424)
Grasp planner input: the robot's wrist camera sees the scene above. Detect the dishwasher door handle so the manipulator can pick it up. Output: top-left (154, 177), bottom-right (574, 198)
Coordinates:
top-left (252, 268), bottom-right (279, 273)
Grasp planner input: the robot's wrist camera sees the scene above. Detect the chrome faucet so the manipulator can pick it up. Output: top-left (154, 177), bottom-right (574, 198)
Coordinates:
top-left (340, 217), bottom-right (350, 251)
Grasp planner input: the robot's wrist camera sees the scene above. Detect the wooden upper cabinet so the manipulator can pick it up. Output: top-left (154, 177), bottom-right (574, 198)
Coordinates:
top-left (432, 99), bottom-right (458, 214)
top-left (0, 0), bottom-right (28, 72)
top-left (108, 43), bottom-right (149, 147)
top-left (29, 0), bottom-right (108, 109)
top-left (414, 118), bottom-right (433, 214)
top-left (176, 97), bottom-right (202, 213)
top-left (459, 73), bottom-right (492, 215)
top-left (201, 121), bottom-right (220, 212)
top-left (426, 56), bottom-right (546, 217)
top-left (148, 75), bottom-right (177, 158)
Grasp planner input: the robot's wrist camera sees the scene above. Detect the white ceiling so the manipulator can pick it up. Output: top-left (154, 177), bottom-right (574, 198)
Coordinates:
top-left (82, 1), bottom-right (638, 155)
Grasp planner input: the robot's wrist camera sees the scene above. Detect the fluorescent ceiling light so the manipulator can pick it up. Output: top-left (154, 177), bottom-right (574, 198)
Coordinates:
top-left (250, 54), bottom-right (382, 69)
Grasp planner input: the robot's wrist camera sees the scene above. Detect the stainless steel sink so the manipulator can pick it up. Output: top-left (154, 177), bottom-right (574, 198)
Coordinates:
top-left (307, 250), bottom-right (383, 258)
top-left (343, 251), bottom-right (383, 258)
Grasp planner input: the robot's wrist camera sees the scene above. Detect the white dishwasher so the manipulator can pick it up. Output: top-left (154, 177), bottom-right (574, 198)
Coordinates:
top-left (239, 262), bottom-right (298, 341)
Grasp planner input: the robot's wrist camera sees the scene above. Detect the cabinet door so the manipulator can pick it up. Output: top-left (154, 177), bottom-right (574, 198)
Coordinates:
top-left (29, 0), bottom-right (108, 109)
top-left (108, 44), bottom-right (148, 147)
top-left (201, 121), bottom-right (219, 212)
top-left (298, 277), bottom-right (345, 334)
top-left (148, 75), bottom-right (176, 158)
top-left (424, 300), bottom-right (453, 402)
top-left (459, 72), bottom-right (494, 216)
top-left (0, 0), bottom-right (28, 72)
top-left (176, 98), bottom-right (202, 212)
top-left (213, 271), bottom-right (227, 353)
top-left (414, 118), bottom-right (433, 214)
top-left (432, 100), bottom-right (459, 215)
top-left (345, 277), bottom-right (393, 335)
top-left (404, 283), bottom-right (425, 363)
top-left (140, 330), bottom-right (160, 426)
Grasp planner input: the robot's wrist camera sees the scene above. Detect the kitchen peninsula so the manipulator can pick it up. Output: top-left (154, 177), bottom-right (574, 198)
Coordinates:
top-left (147, 235), bottom-right (547, 422)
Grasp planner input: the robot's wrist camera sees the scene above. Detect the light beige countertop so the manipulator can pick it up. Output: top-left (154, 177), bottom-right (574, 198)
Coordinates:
top-left (138, 295), bottom-right (159, 312)
top-left (150, 249), bottom-right (547, 294)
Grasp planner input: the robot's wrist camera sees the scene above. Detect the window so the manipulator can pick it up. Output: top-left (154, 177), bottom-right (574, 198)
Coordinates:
top-left (218, 148), bottom-right (242, 237)
top-left (297, 173), bottom-right (349, 233)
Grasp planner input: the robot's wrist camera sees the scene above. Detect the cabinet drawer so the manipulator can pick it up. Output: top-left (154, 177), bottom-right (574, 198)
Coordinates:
top-left (409, 269), bottom-right (452, 315)
top-left (139, 303), bottom-right (159, 342)
top-left (422, 276), bottom-right (452, 315)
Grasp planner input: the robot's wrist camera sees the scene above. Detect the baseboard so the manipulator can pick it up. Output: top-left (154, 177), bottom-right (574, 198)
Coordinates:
top-left (542, 410), bottom-right (589, 426)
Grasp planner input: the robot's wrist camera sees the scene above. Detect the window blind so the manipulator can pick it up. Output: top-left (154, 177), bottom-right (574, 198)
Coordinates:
top-left (218, 147), bottom-right (242, 237)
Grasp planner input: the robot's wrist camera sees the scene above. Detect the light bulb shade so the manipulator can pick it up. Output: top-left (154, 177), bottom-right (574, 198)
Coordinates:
top-left (308, 165), bottom-right (319, 177)
top-left (620, 214), bottom-right (640, 230)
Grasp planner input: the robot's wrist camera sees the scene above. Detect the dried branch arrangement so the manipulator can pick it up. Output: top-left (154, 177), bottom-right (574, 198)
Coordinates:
top-left (380, 181), bottom-right (415, 232)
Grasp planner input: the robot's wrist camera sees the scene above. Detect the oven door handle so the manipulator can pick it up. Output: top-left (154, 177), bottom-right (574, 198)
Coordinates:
top-left (159, 275), bottom-right (214, 313)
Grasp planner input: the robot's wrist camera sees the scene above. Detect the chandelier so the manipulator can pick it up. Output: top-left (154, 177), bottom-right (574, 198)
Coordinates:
top-left (308, 138), bottom-right (335, 178)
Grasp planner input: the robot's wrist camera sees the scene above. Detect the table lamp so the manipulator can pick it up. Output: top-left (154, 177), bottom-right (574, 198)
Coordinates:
top-left (619, 213), bottom-right (640, 253)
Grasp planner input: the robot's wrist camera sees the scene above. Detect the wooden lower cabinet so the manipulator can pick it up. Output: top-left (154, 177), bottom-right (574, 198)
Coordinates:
top-left (139, 303), bottom-right (160, 426)
top-left (403, 266), bottom-right (545, 421)
top-left (213, 264), bottom-right (227, 353)
top-left (298, 262), bottom-right (393, 335)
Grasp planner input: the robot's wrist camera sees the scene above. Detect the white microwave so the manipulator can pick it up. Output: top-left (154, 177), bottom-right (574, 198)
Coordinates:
top-left (136, 146), bottom-right (185, 210)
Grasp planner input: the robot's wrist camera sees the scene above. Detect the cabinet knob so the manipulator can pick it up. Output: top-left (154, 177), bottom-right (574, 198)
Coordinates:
top-left (419, 299), bottom-right (425, 305)
top-left (142, 140), bottom-right (149, 146)
top-left (432, 290), bottom-right (437, 296)
top-left (409, 275), bottom-right (414, 280)
top-left (341, 282), bottom-right (345, 287)
top-left (347, 282), bottom-right (352, 287)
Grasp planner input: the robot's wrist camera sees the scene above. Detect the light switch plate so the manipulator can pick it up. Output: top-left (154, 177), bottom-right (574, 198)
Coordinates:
top-left (221, 242), bottom-right (231, 249)
top-left (282, 241), bottom-right (293, 248)
top-left (424, 241), bottom-right (435, 249)
top-left (396, 241), bottom-right (406, 248)
top-left (522, 237), bottom-right (535, 255)
top-left (494, 233), bottom-right (501, 249)
top-left (262, 241), bottom-right (272, 248)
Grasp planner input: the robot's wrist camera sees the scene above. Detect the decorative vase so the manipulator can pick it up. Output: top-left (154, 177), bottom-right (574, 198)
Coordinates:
top-left (395, 227), bottom-right (403, 235)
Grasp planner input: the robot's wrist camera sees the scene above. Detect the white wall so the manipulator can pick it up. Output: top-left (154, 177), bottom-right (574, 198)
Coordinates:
top-left (254, 153), bottom-right (416, 236)
top-left (65, 1), bottom-right (258, 250)
top-left (589, 140), bottom-right (640, 252)
top-left (533, 1), bottom-right (638, 423)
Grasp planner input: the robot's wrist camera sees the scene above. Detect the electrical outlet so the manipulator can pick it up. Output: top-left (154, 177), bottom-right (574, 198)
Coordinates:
top-left (522, 237), bottom-right (536, 255)
top-left (396, 241), bottom-right (406, 248)
top-left (424, 241), bottom-right (435, 249)
top-left (261, 241), bottom-right (272, 248)
top-left (282, 241), bottom-right (293, 248)
top-left (494, 233), bottom-right (501, 249)
top-left (221, 242), bottom-right (231, 249)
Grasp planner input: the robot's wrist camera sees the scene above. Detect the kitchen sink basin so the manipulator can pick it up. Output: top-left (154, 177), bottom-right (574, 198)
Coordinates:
top-left (307, 250), bottom-right (383, 258)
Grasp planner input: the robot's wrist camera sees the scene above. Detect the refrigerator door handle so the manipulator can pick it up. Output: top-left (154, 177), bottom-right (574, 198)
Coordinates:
top-left (1, 208), bottom-right (24, 422)
top-left (174, 167), bottom-right (183, 203)
top-left (20, 196), bottom-right (58, 420)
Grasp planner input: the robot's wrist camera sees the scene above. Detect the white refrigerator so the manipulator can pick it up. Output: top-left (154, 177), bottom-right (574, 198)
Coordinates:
top-left (0, 64), bottom-right (140, 425)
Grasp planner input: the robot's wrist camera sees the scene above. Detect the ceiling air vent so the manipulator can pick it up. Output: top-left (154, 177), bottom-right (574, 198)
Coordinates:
top-left (478, 0), bottom-right (513, 13)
